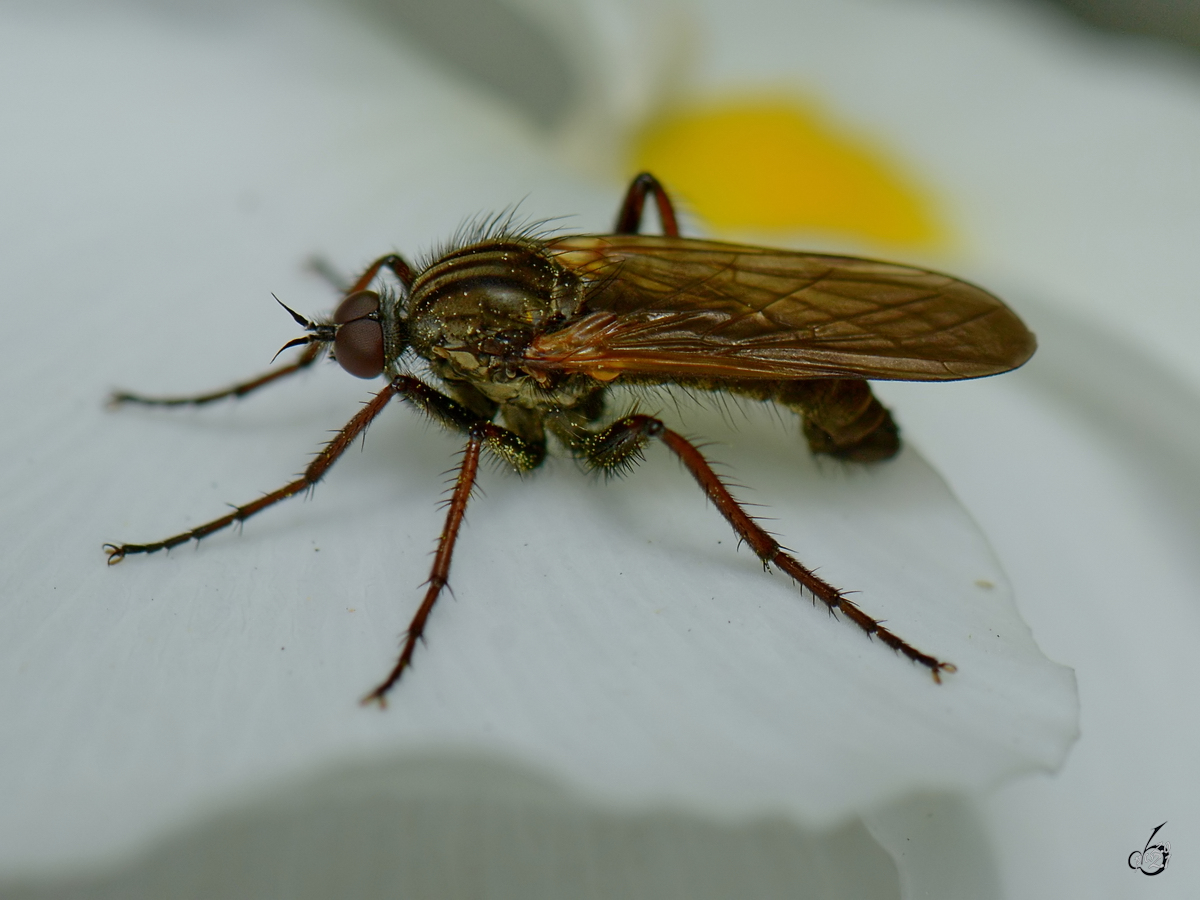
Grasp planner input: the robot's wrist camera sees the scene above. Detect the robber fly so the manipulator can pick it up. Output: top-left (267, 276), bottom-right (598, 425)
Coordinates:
top-left (106, 173), bottom-right (1036, 705)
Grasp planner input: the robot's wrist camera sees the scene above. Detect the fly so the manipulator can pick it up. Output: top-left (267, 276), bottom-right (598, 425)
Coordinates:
top-left (105, 173), bottom-right (1036, 706)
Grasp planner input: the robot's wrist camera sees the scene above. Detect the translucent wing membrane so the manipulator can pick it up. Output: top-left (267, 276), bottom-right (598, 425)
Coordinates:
top-left (529, 236), bottom-right (1035, 382)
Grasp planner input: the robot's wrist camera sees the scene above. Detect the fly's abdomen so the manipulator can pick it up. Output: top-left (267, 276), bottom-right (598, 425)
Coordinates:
top-left (775, 379), bottom-right (900, 463)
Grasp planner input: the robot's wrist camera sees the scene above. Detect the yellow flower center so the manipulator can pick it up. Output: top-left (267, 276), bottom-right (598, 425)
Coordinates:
top-left (630, 98), bottom-right (944, 248)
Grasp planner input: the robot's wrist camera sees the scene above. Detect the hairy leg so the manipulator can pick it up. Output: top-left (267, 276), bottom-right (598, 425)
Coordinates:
top-left (109, 341), bottom-right (326, 408)
top-left (360, 381), bottom-right (547, 705)
top-left (105, 382), bottom-right (399, 561)
top-left (108, 374), bottom-right (548, 704)
top-left (574, 414), bottom-right (954, 681)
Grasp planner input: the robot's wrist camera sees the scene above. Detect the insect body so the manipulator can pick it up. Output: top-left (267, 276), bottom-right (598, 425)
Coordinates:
top-left (106, 173), bottom-right (1035, 705)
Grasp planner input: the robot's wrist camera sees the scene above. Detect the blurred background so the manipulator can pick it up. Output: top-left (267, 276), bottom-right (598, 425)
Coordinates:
top-left (1048, 0), bottom-right (1200, 48)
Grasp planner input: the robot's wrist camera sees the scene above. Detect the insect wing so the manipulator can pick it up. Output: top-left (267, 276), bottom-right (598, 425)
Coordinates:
top-left (529, 235), bottom-right (1035, 382)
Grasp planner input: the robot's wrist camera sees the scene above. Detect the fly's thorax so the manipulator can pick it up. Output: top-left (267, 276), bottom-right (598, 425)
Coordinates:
top-left (406, 240), bottom-right (582, 392)
top-left (428, 354), bottom-right (602, 410)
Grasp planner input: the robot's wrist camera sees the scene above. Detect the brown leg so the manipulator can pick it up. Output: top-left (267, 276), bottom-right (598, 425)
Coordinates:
top-left (104, 383), bottom-right (398, 562)
top-left (583, 415), bottom-right (955, 682)
top-left (361, 429), bottom-right (484, 707)
top-left (614, 172), bottom-right (681, 237)
top-left (351, 382), bottom-right (545, 704)
top-left (344, 253), bottom-right (415, 295)
top-left (109, 341), bottom-right (325, 408)
top-left (111, 254), bottom-right (415, 408)
top-left (109, 372), bottom-right (545, 706)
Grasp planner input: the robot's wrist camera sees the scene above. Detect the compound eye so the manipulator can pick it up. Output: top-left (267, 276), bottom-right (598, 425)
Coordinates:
top-left (332, 290), bottom-right (384, 378)
top-left (334, 289), bottom-right (381, 324)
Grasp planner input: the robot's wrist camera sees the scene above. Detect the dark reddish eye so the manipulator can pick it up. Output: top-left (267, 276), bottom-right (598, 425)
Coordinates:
top-left (332, 290), bottom-right (384, 378)
top-left (334, 290), bottom-right (380, 324)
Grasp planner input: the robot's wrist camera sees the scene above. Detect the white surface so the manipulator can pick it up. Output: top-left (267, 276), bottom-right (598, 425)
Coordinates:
top-left (4, 0), bottom-right (1199, 897)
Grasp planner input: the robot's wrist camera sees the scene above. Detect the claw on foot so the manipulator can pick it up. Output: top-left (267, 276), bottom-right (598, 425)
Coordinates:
top-left (360, 690), bottom-right (389, 710)
top-left (932, 661), bottom-right (958, 684)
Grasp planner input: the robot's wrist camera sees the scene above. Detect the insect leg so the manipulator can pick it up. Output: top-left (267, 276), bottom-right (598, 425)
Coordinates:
top-left (109, 341), bottom-right (325, 408)
top-left (343, 253), bottom-right (416, 295)
top-left (581, 414), bottom-right (955, 682)
top-left (360, 429), bottom-right (482, 707)
top-left (614, 172), bottom-right (681, 237)
top-left (361, 377), bottom-right (546, 705)
top-left (104, 383), bottom-right (398, 563)
top-left (110, 254), bottom-right (415, 409)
